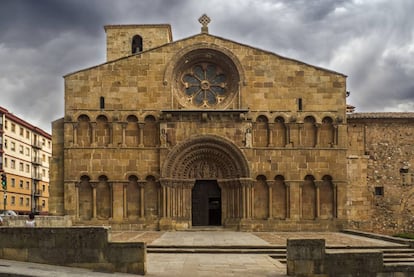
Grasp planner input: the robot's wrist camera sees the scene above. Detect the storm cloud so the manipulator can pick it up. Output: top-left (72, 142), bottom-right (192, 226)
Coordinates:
top-left (0, 0), bottom-right (413, 132)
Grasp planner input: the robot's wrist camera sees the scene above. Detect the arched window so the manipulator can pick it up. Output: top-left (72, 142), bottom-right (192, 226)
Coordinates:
top-left (320, 117), bottom-right (334, 147)
top-left (99, 96), bottom-right (105, 109)
top-left (303, 116), bottom-right (316, 147)
top-left (273, 117), bottom-right (287, 147)
top-left (131, 35), bottom-right (143, 54)
top-left (254, 175), bottom-right (269, 219)
top-left (254, 115), bottom-right (269, 147)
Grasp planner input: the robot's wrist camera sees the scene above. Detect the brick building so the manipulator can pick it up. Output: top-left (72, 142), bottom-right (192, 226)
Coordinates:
top-left (50, 16), bottom-right (414, 233)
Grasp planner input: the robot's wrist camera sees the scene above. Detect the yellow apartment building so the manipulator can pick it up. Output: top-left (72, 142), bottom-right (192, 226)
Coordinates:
top-left (0, 106), bottom-right (51, 214)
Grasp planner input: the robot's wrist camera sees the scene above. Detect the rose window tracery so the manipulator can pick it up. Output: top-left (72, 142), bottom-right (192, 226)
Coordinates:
top-left (181, 63), bottom-right (227, 107)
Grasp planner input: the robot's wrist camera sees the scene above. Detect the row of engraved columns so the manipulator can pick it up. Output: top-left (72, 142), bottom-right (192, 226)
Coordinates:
top-left (219, 179), bottom-right (254, 220)
top-left (72, 122), bottom-right (147, 146)
top-left (74, 181), bottom-right (150, 220)
top-left (74, 182), bottom-right (113, 219)
top-left (160, 180), bottom-right (194, 219)
top-left (262, 180), bottom-right (291, 219)
top-left (298, 181), bottom-right (338, 219)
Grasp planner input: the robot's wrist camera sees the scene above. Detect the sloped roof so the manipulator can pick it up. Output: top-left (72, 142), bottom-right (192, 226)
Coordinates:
top-left (64, 32), bottom-right (347, 78)
top-left (347, 112), bottom-right (414, 119)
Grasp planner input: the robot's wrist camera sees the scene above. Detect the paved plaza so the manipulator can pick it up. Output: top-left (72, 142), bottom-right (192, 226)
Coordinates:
top-left (0, 231), bottom-right (407, 276)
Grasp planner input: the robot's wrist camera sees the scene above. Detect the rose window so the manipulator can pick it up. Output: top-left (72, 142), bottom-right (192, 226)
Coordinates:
top-left (181, 63), bottom-right (227, 107)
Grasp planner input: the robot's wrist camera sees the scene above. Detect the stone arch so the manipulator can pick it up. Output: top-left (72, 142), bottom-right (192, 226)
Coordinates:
top-left (78, 175), bottom-right (92, 220)
top-left (126, 115), bottom-right (139, 147)
top-left (302, 175), bottom-right (316, 219)
top-left (144, 175), bottom-right (160, 217)
top-left (273, 116), bottom-right (287, 147)
top-left (96, 175), bottom-right (111, 219)
top-left (273, 175), bottom-right (287, 219)
top-left (320, 175), bottom-right (334, 219)
top-left (303, 116), bottom-right (317, 147)
top-left (131, 34), bottom-right (143, 54)
top-left (254, 115), bottom-right (269, 147)
top-left (96, 115), bottom-right (110, 146)
top-left (77, 114), bottom-right (91, 147)
top-left (161, 135), bottom-right (250, 180)
top-left (254, 175), bottom-right (268, 219)
top-left (320, 117), bottom-right (335, 147)
top-left (143, 115), bottom-right (158, 147)
top-left (127, 175), bottom-right (140, 219)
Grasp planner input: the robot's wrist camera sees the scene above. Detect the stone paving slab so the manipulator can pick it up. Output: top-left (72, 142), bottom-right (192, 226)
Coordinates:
top-left (146, 253), bottom-right (287, 277)
top-left (149, 231), bottom-right (270, 246)
top-left (254, 232), bottom-right (405, 247)
top-left (110, 231), bottom-right (406, 247)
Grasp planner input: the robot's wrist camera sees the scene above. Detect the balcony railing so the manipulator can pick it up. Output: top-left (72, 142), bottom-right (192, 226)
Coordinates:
top-left (32, 141), bottom-right (42, 149)
top-left (32, 157), bottom-right (42, 165)
top-left (34, 189), bottom-right (43, 197)
top-left (32, 172), bottom-right (42, 180)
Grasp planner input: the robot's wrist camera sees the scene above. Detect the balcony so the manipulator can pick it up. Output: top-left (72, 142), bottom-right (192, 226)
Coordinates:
top-left (32, 141), bottom-right (42, 149)
top-left (32, 157), bottom-right (42, 165)
top-left (32, 172), bottom-right (42, 180)
top-left (34, 189), bottom-right (43, 197)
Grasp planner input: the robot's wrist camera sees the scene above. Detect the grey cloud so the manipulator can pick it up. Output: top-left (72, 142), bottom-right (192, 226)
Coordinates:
top-left (1, 0), bottom-right (413, 132)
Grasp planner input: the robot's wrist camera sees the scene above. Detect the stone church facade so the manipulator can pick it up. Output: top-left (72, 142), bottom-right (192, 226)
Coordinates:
top-left (50, 16), bottom-right (414, 233)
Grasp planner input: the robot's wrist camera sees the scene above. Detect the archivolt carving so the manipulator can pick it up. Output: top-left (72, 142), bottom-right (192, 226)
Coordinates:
top-left (162, 135), bottom-right (250, 179)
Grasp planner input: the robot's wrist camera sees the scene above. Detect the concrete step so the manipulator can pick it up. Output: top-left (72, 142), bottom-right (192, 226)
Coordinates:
top-left (148, 248), bottom-right (284, 254)
top-left (147, 244), bottom-right (285, 249)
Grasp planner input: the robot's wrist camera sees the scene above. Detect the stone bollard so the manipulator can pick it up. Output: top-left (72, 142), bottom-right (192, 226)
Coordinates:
top-left (286, 239), bottom-right (325, 276)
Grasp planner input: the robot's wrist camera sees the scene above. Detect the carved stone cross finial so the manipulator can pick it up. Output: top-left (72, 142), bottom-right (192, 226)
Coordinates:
top-left (198, 14), bottom-right (211, 34)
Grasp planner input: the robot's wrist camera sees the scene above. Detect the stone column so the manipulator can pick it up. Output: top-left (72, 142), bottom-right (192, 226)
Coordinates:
top-left (138, 181), bottom-right (145, 218)
top-left (73, 123), bottom-right (78, 146)
top-left (267, 180), bottom-right (274, 219)
top-left (285, 182), bottom-right (291, 219)
top-left (299, 183), bottom-right (303, 219)
top-left (91, 122), bottom-right (97, 146)
top-left (75, 182), bottom-right (80, 219)
top-left (268, 123), bottom-right (274, 147)
top-left (91, 183), bottom-right (97, 219)
top-left (240, 178), bottom-right (253, 219)
top-left (315, 123), bottom-right (321, 147)
top-left (121, 123), bottom-right (127, 146)
top-left (108, 124), bottom-right (113, 146)
top-left (123, 184), bottom-right (128, 219)
top-left (333, 125), bottom-right (339, 146)
top-left (315, 181), bottom-right (321, 219)
top-left (333, 183), bottom-right (338, 218)
top-left (138, 123), bottom-right (145, 147)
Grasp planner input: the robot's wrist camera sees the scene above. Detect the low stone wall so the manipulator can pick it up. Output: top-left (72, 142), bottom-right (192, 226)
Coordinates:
top-left (1, 215), bottom-right (72, 227)
top-left (0, 227), bottom-right (146, 275)
top-left (287, 239), bottom-right (414, 277)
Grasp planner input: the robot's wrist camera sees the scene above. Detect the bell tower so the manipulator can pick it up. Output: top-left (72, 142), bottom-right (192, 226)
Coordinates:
top-left (104, 24), bottom-right (172, 61)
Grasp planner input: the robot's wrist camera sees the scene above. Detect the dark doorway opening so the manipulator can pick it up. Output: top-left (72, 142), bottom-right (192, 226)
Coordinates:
top-left (192, 180), bottom-right (221, 226)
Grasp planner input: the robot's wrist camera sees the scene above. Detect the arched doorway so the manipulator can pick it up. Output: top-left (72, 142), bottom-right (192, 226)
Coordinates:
top-left (160, 135), bottom-right (251, 229)
top-left (192, 180), bottom-right (221, 226)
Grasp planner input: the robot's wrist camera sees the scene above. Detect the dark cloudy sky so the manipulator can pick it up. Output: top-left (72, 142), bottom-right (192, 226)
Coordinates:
top-left (1, 0), bottom-right (413, 133)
